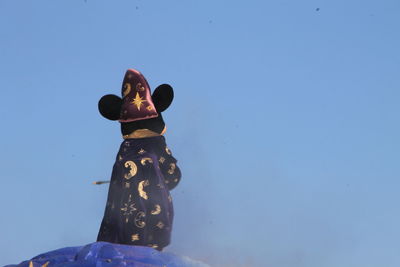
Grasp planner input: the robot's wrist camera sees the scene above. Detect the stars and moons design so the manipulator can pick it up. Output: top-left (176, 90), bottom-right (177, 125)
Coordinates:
top-left (138, 180), bottom-right (149, 200)
top-left (123, 83), bottom-right (132, 97)
top-left (167, 163), bottom-right (176, 175)
top-left (124, 161), bottom-right (138, 180)
top-left (134, 211), bottom-right (146, 228)
top-left (140, 157), bottom-right (153, 165)
top-left (131, 234), bottom-right (140, 241)
top-left (131, 92), bottom-right (147, 111)
top-left (156, 221), bottom-right (165, 229)
top-left (151, 204), bottom-right (161, 215)
top-left (121, 194), bottom-right (137, 223)
top-left (136, 82), bottom-right (145, 91)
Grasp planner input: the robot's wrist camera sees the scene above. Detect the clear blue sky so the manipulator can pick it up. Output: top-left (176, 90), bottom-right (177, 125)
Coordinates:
top-left (1, 1), bottom-right (399, 266)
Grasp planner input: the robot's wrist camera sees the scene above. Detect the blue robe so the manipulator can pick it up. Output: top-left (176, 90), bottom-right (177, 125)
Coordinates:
top-left (97, 136), bottom-right (181, 250)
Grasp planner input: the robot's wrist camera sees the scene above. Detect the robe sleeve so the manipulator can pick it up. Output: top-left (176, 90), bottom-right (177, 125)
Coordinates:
top-left (158, 146), bottom-right (181, 190)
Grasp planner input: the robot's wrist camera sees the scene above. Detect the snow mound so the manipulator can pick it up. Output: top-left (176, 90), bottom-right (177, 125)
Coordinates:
top-left (5, 242), bottom-right (210, 267)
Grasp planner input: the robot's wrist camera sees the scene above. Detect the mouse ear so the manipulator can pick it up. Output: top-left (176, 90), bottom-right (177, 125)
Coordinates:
top-left (152, 84), bottom-right (174, 113)
top-left (98, 94), bottom-right (122, 120)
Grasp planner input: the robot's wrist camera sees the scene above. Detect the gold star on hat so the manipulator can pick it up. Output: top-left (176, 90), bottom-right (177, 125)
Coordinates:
top-left (131, 92), bottom-right (147, 111)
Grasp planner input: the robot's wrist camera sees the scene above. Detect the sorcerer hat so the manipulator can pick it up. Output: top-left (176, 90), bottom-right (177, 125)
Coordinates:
top-left (119, 69), bottom-right (159, 123)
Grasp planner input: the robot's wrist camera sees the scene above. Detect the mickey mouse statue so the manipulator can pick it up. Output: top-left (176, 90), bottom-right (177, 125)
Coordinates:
top-left (97, 69), bottom-right (181, 251)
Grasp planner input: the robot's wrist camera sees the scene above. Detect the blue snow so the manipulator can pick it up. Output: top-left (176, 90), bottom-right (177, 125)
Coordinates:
top-left (4, 242), bottom-right (209, 267)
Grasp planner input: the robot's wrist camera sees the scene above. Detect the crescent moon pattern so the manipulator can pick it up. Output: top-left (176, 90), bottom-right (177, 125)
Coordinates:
top-left (165, 147), bottom-right (171, 155)
top-left (151, 204), bottom-right (161, 215)
top-left (136, 82), bottom-right (145, 91)
top-left (124, 161), bottom-right (137, 179)
top-left (167, 163), bottom-right (176, 175)
top-left (138, 180), bottom-right (149, 200)
top-left (140, 157), bottom-right (153, 165)
top-left (134, 212), bottom-right (146, 228)
top-left (123, 83), bottom-right (132, 97)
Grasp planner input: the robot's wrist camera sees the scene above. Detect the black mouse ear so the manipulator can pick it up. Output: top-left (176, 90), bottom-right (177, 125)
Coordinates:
top-left (98, 94), bottom-right (122, 120)
top-left (152, 84), bottom-right (174, 113)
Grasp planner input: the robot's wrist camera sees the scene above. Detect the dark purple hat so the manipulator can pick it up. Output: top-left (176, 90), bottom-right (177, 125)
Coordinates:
top-left (119, 69), bottom-right (159, 123)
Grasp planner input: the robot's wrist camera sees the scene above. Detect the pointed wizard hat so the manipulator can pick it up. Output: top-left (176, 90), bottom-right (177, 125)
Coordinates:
top-left (119, 69), bottom-right (159, 122)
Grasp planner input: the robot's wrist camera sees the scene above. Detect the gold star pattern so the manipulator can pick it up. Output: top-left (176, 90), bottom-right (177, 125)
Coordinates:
top-left (138, 149), bottom-right (146, 155)
top-left (131, 92), bottom-right (146, 111)
top-left (131, 234), bottom-right (140, 241)
top-left (121, 202), bottom-right (137, 216)
top-left (159, 157), bottom-right (165, 164)
top-left (156, 221), bottom-right (165, 229)
top-left (121, 194), bottom-right (137, 218)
